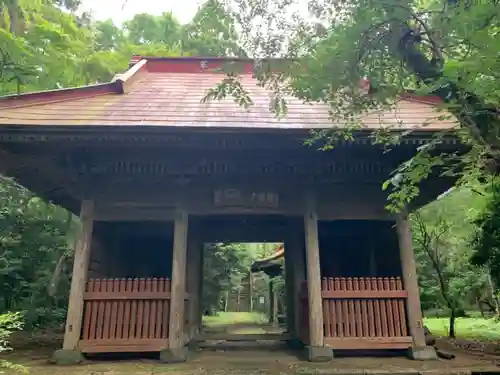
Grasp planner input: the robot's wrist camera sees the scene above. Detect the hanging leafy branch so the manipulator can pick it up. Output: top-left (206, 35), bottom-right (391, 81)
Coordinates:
top-left (203, 0), bottom-right (500, 210)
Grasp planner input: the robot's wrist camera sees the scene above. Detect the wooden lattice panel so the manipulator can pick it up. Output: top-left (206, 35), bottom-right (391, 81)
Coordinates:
top-left (300, 277), bottom-right (412, 349)
top-left (79, 278), bottom-right (174, 353)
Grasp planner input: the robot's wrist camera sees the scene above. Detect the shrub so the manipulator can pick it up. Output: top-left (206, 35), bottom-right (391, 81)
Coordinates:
top-left (0, 312), bottom-right (27, 373)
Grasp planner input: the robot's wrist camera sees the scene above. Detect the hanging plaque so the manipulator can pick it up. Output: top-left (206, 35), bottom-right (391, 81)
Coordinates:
top-left (213, 188), bottom-right (279, 209)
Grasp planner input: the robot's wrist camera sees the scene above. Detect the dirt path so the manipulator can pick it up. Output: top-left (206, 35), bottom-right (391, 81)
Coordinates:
top-left (4, 314), bottom-right (500, 374)
top-left (2, 347), bottom-right (500, 375)
top-left (202, 312), bottom-right (285, 335)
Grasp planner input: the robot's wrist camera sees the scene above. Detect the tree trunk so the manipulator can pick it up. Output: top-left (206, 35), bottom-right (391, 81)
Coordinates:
top-left (47, 211), bottom-right (75, 297)
top-left (448, 308), bottom-right (456, 338)
top-left (47, 254), bottom-right (69, 297)
top-left (387, 9), bottom-right (500, 154)
top-left (236, 287), bottom-right (241, 312)
top-left (487, 270), bottom-right (500, 317)
top-left (477, 296), bottom-right (485, 318)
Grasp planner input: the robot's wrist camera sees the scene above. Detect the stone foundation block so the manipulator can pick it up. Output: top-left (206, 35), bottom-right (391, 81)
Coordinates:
top-left (159, 347), bottom-right (188, 363)
top-left (408, 345), bottom-right (438, 361)
top-left (304, 345), bottom-right (334, 362)
top-left (50, 349), bottom-right (85, 365)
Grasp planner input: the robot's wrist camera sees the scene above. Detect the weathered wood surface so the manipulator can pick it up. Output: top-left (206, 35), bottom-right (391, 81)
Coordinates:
top-left (397, 213), bottom-right (427, 348)
top-left (284, 228), bottom-right (306, 341)
top-left (91, 184), bottom-right (392, 221)
top-left (0, 128), bottom-right (456, 216)
top-left (79, 277), bottom-right (192, 353)
top-left (168, 208), bottom-right (189, 349)
top-left (186, 238), bottom-right (202, 339)
top-left (63, 200), bottom-right (94, 350)
top-left (299, 277), bottom-right (412, 350)
top-left (303, 193), bottom-right (324, 347)
top-left (80, 278), bottom-right (172, 353)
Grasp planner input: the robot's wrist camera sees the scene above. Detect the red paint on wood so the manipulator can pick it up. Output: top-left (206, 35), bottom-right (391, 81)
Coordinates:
top-left (299, 276), bottom-right (411, 350)
top-left (80, 277), bottom-right (176, 353)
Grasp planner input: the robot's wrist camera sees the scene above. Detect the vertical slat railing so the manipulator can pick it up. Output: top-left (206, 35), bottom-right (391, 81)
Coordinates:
top-left (80, 277), bottom-right (190, 353)
top-left (299, 277), bottom-right (411, 349)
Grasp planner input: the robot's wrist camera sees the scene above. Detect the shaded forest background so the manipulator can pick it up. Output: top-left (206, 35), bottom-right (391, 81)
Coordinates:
top-left (0, 0), bottom-right (500, 353)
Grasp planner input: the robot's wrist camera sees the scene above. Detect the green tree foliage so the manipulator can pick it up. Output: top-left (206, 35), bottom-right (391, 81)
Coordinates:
top-left (411, 187), bottom-right (500, 334)
top-left (0, 0), bottom-right (247, 331)
top-left (0, 178), bottom-right (77, 328)
top-left (412, 189), bottom-right (488, 336)
top-left (0, 311), bottom-right (25, 372)
top-left (0, 0), bottom-right (244, 96)
top-left (181, 0), bottom-right (245, 57)
top-left (210, 0), bottom-right (499, 210)
top-left (202, 243), bottom-right (253, 315)
top-left (471, 179), bottom-right (500, 292)
top-left (0, 0), bottom-right (499, 344)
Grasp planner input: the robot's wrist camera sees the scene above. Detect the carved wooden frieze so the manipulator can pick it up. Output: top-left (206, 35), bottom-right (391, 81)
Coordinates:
top-left (78, 157), bottom-right (391, 178)
top-left (213, 188), bottom-right (279, 210)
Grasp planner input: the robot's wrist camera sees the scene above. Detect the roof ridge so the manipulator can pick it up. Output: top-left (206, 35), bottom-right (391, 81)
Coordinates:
top-left (112, 59), bottom-right (149, 94)
top-left (0, 56), bottom-right (444, 113)
top-left (0, 59), bottom-right (150, 109)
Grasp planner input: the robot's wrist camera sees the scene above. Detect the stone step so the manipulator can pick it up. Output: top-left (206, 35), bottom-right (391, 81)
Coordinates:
top-left (197, 340), bottom-right (290, 351)
top-left (196, 333), bottom-right (292, 342)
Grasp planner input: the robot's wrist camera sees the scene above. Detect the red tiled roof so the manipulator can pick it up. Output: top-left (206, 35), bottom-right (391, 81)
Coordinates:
top-left (0, 56), bottom-right (457, 130)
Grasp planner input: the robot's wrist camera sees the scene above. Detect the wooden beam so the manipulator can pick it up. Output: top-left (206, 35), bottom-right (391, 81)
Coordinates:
top-left (396, 212), bottom-right (426, 348)
top-left (304, 193), bottom-right (324, 347)
top-left (168, 208), bottom-right (189, 349)
top-left (63, 200), bottom-right (94, 350)
top-left (90, 182), bottom-right (392, 222)
top-left (324, 337), bottom-right (412, 350)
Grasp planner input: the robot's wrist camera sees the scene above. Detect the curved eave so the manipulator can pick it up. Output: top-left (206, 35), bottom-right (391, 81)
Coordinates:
top-left (251, 245), bottom-right (285, 274)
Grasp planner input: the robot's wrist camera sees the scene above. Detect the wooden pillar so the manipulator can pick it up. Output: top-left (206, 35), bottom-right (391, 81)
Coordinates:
top-left (168, 208), bottom-right (189, 349)
top-left (284, 241), bottom-right (295, 335)
top-left (197, 244), bottom-right (205, 334)
top-left (288, 232), bottom-right (305, 340)
top-left (186, 237), bottom-right (202, 340)
top-left (63, 200), bottom-right (94, 351)
top-left (304, 194), bottom-right (324, 347)
top-left (396, 213), bottom-right (426, 348)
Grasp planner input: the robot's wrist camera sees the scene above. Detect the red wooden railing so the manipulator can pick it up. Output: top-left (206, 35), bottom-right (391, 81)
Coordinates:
top-left (300, 277), bottom-right (412, 350)
top-left (79, 278), bottom-right (189, 353)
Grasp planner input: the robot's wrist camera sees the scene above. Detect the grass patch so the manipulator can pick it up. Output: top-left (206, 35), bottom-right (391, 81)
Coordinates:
top-left (203, 312), bottom-right (267, 327)
top-left (424, 317), bottom-right (500, 340)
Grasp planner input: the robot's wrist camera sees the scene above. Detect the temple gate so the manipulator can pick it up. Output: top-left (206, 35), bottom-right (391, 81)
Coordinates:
top-left (0, 56), bottom-right (460, 363)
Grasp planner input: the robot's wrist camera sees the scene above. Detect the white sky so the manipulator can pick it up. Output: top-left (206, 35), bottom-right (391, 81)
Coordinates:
top-left (81, 0), bottom-right (203, 24)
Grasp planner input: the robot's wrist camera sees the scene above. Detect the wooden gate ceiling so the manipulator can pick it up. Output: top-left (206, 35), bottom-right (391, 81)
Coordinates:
top-left (0, 56), bottom-right (461, 213)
